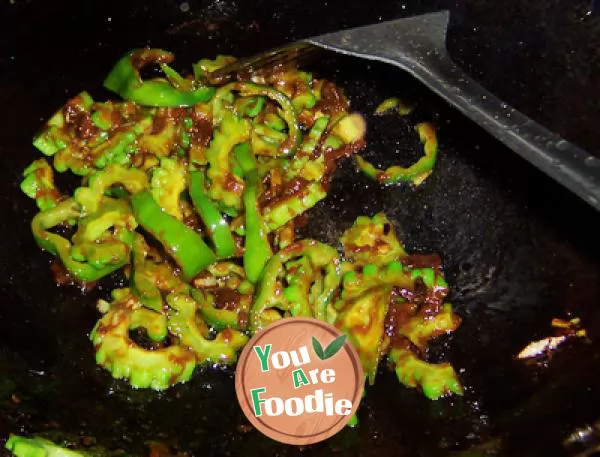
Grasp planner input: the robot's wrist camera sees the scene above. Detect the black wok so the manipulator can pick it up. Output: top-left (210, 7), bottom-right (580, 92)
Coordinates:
top-left (1, 1), bottom-right (600, 456)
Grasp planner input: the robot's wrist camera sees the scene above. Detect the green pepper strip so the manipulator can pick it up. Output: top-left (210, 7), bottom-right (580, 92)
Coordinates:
top-left (159, 63), bottom-right (191, 90)
top-left (131, 191), bottom-right (216, 281)
top-left (104, 49), bottom-right (215, 107)
top-left (189, 171), bottom-right (236, 259)
top-left (31, 199), bottom-right (127, 281)
top-left (355, 122), bottom-right (438, 186)
top-left (248, 254), bottom-right (286, 333)
top-left (221, 82), bottom-right (301, 156)
top-left (234, 142), bottom-right (273, 283)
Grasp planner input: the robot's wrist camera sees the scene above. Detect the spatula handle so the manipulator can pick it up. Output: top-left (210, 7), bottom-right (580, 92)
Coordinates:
top-left (397, 49), bottom-right (600, 211)
top-left (309, 10), bottom-right (600, 212)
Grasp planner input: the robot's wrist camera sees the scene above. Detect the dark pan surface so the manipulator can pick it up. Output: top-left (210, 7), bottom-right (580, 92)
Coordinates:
top-left (1, 1), bottom-right (600, 456)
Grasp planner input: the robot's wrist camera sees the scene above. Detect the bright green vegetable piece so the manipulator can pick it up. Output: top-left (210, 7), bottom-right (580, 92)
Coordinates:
top-left (159, 63), bottom-right (191, 90)
top-left (214, 82), bottom-right (301, 157)
top-left (74, 164), bottom-right (149, 215)
top-left (281, 116), bottom-right (329, 182)
top-left (399, 303), bottom-right (462, 350)
top-left (236, 96), bottom-right (265, 117)
top-left (137, 114), bottom-right (180, 158)
top-left (20, 159), bottom-right (62, 211)
top-left (250, 130), bottom-right (281, 157)
top-left (235, 142), bottom-right (272, 283)
top-left (249, 240), bottom-right (341, 332)
top-left (285, 240), bottom-right (341, 322)
top-left (263, 113), bottom-right (286, 131)
top-left (340, 212), bottom-right (406, 265)
top-left (31, 199), bottom-right (129, 282)
top-left (32, 92), bottom-right (92, 157)
top-left (322, 134), bottom-right (344, 151)
top-left (374, 97), bottom-right (414, 116)
top-left (193, 55), bottom-right (237, 80)
top-left (130, 233), bottom-right (189, 312)
top-left (53, 116), bottom-right (152, 176)
top-left (5, 434), bottom-right (90, 457)
top-left (334, 283), bottom-right (392, 384)
top-left (192, 288), bottom-right (249, 331)
top-left (189, 171), bottom-right (236, 259)
top-left (332, 113), bottom-right (366, 144)
top-left (69, 197), bottom-right (136, 270)
top-left (91, 128), bottom-right (140, 169)
top-left (292, 93), bottom-right (316, 111)
top-left (191, 262), bottom-right (254, 331)
top-left (166, 292), bottom-right (248, 364)
top-left (91, 291), bottom-right (197, 390)
top-left (262, 182), bottom-right (327, 232)
top-left (234, 82), bottom-right (301, 157)
top-left (248, 254), bottom-right (287, 333)
top-left (150, 157), bottom-right (186, 219)
top-left (104, 49), bottom-right (215, 107)
top-left (131, 191), bottom-right (216, 281)
top-left (205, 114), bottom-right (251, 211)
top-left (389, 347), bottom-right (463, 400)
top-left (355, 122), bottom-right (438, 187)
top-left (301, 116), bottom-right (329, 156)
top-left (375, 97), bottom-right (400, 114)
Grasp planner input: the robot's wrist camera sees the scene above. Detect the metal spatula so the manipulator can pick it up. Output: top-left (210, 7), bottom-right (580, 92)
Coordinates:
top-left (206, 10), bottom-right (600, 212)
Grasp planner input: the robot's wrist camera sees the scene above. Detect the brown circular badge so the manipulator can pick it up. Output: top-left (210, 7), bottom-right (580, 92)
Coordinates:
top-left (235, 317), bottom-right (364, 445)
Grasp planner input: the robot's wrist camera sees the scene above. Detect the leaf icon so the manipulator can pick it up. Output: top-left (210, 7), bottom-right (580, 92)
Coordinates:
top-left (323, 334), bottom-right (347, 360)
top-left (312, 336), bottom-right (325, 360)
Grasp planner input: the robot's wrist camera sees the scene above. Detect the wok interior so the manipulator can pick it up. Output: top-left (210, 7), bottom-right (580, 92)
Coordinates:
top-left (1, 1), bottom-right (600, 456)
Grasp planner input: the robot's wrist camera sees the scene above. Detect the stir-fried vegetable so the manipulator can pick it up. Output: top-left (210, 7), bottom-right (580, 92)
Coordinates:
top-left (356, 122), bottom-right (438, 187)
top-left (6, 435), bottom-right (91, 457)
top-left (20, 49), bottom-right (462, 408)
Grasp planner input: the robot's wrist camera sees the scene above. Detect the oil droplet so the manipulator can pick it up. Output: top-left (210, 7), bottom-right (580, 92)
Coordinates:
top-left (555, 139), bottom-right (569, 150)
top-left (585, 156), bottom-right (600, 167)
